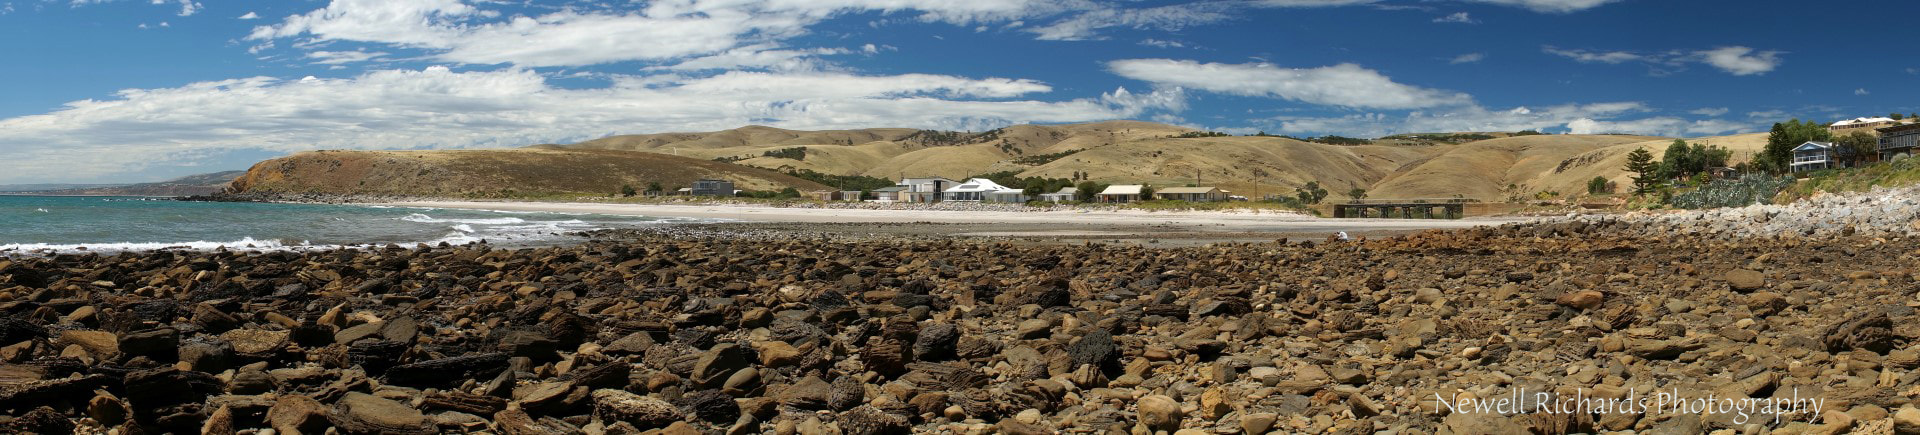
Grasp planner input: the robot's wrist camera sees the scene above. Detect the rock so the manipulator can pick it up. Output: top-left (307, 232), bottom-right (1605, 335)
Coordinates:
top-left (1894, 406), bottom-right (1920, 435)
top-left (913, 323), bottom-right (959, 361)
top-left (753, 340), bottom-right (803, 367)
top-left (336, 321), bottom-right (384, 345)
top-left (202, 404), bottom-right (236, 435)
top-left (1555, 290), bottom-right (1605, 310)
top-left (1198, 388), bottom-right (1231, 419)
top-left (674, 389), bottom-right (739, 423)
top-left (1823, 311), bottom-right (1897, 354)
top-left (1068, 329), bottom-right (1117, 371)
top-left (497, 331), bottom-right (558, 360)
top-left (1137, 394), bottom-right (1182, 431)
top-left (1240, 412), bottom-right (1277, 434)
top-left (691, 343), bottom-right (752, 387)
top-left (57, 330), bottom-right (118, 360)
top-left (604, 332), bottom-right (656, 355)
top-left (840, 405), bottom-right (910, 435)
top-left (329, 392), bottom-right (437, 435)
top-left (1725, 269), bottom-right (1765, 291)
top-left (118, 327), bottom-right (180, 361)
top-left (593, 388), bottom-right (683, 428)
top-left (1014, 319), bottom-right (1051, 339)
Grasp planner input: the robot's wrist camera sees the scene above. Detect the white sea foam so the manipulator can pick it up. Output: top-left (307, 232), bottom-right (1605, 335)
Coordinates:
top-left (451, 224), bottom-right (476, 233)
top-left (0, 237), bottom-right (327, 254)
top-left (399, 213), bottom-right (525, 225)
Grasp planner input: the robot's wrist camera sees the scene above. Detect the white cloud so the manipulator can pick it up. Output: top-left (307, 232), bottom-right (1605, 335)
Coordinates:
top-left (1907, 67), bottom-right (1918, 75)
top-left (0, 67), bottom-right (1182, 183)
top-left (651, 44), bottom-right (849, 71)
top-left (1251, 0), bottom-right (1380, 7)
top-left (1543, 46), bottom-right (1642, 64)
top-left (1139, 38), bottom-right (1185, 48)
top-left (305, 50), bottom-right (389, 65)
top-left (1433, 12), bottom-right (1476, 23)
top-left (237, 11), bottom-right (258, 19)
top-left (1855, 88), bottom-right (1870, 96)
top-left (252, 0), bottom-right (1069, 67)
top-left (1028, 3), bottom-right (1231, 41)
top-left (1694, 46), bottom-right (1782, 76)
top-left (1108, 59), bottom-right (1473, 109)
top-left (1462, 0), bottom-right (1619, 13)
top-left (1747, 110), bottom-right (1789, 120)
top-left (1689, 107), bottom-right (1729, 117)
top-left (1449, 53), bottom-right (1485, 64)
top-left (1272, 102), bottom-right (1751, 138)
top-left (148, 0), bottom-right (197, 16)
top-left (1545, 45), bottom-right (1784, 76)
top-left (1566, 117), bottom-right (1754, 136)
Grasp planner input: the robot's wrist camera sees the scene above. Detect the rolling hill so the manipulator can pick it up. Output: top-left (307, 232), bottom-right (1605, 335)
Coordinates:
top-left (227, 148), bottom-right (829, 197)
top-left (2, 171), bottom-right (245, 196)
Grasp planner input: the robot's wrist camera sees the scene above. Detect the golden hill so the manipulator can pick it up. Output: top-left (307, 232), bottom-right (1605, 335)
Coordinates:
top-left (229, 148), bottom-right (828, 197)
top-left (559, 121), bottom-right (1769, 201)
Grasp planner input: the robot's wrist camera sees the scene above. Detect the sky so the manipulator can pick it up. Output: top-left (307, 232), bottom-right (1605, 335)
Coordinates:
top-left (0, 0), bottom-right (1915, 184)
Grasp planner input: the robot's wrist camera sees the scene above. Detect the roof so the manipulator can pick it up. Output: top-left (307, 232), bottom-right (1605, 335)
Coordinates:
top-left (1099, 185), bottom-right (1144, 195)
top-left (1157, 186), bottom-right (1220, 194)
top-left (1046, 187), bottom-right (1078, 195)
top-left (1879, 123), bottom-right (1920, 134)
top-left (943, 178), bottom-right (1016, 193)
top-left (871, 186), bottom-right (907, 192)
top-left (1794, 141), bottom-right (1833, 151)
top-left (1833, 117), bottom-right (1896, 127)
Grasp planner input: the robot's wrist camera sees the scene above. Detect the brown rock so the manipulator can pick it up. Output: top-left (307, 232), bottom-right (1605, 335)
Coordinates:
top-left (268, 395), bottom-right (331, 435)
top-left (330, 392), bottom-right (436, 435)
top-left (1137, 394), bottom-right (1182, 431)
top-left (1555, 290), bottom-right (1605, 310)
top-left (1724, 269), bottom-right (1765, 291)
top-left (592, 388), bottom-right (683, 428)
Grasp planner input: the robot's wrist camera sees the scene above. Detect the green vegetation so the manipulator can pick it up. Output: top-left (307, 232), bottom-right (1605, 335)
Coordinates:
top-left (646, 181), bottom-right (664, 194)
top-left (1347, 187), bottom-right (1368, 202)
top-left (1625, 147), bottom-right (1658, 195)
top-left (1655, 139), bottom-right (1731, 180)
top-left (1394, 133), bottom-right (1496, 143)
top-left (1074, 181), bottom-right (1107, 202)
top-left (1174, 131), bottom-right (1233, 138)
top-left (1836, 131), bottom-right (1878, 167)
top-left (1754, 119), bottom-right (1833, 174)
top-left (1294, 181), bottom-right (1328, 204)
top-left (737, 187), bottom-right (803, 199)
top-left (1307, 135), bottom-right (1372, 145)
top-left (781, 169), bottom-right (894, 191)
top-left (619, 184), bottom-right (637, 197)
top-left (1512, 130), bottom-right (1545, 136)
top-left (712, 155), bottom-right (746, 163)
top-left (1586, 176), bottom-right (1613, 194)
top-left (762, 147), bottom-right (808, 160)
top-left (1778, 157), bottom-right (1920, 203)
top-left (1668, 174), bottom-right (1795, 209)
top-left (1010, 149), bottom-right (1081, 165)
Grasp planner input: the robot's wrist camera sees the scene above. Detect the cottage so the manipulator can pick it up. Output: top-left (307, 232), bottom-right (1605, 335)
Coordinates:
top-left (1790, 142), bottom-right (1838, 173)
top-left (805, 190), bottom-right (863, 201)
top-left (1039, 187), bottom-right (1078, 202)
top-left (1831, 117), bottom-right (1897, 133)
top-left (1155, 186), bottom-right (1227, 202)
top-left (690, 179), bottom-right (735, 197)
top-left (868, 185), bottom-right (907, 202)
top-left (941, 178), bottom-right (1019, 202)
top-left (898, 177), bottom-right (957, 203)
top-left (1097, 185), bottom-right (1145, 203)
top-left (1880, 123), bottom-right (1920, 161)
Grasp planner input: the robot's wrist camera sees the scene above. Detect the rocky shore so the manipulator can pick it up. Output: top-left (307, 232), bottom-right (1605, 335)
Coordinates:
top-left (1527, 184), bottom-right (1920, 240)
top-left (2, 222), bottom-right (1918, 434)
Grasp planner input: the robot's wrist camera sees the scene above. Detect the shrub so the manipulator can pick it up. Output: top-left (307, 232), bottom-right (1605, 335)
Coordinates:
top-left (1586, 176), bottom-right (1612, 194)
top-left (1667, 173), bottom-right (1795, 209)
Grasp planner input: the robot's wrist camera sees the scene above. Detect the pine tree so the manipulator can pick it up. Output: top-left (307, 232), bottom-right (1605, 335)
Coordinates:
top-left (1625, 147), bottom-right (1658, 195)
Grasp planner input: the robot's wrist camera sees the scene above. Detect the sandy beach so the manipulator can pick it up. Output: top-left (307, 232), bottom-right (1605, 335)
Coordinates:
top-left (381, 200), bottom-right (1528, 242)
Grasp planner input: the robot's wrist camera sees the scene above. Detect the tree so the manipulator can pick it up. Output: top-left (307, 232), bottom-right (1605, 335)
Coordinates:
top-left (646, 181), bottom-right (663, 194)
top-left (1140, 185), bottom-right (1157, 200)
top-left (1657, 140), bottom-right (1694, 180)
top-left (1757, 119), bottom-right (1833, 174)
top-left (777, 187), bottom-right (801, 198)
top-left (1625, 147), bottom-right (1658, 195)
top-left (1587, 176), bottom-right (1613, 194)
top-left (619, 184), bottom-right (637, 197)
top-left (1347, 187), bottom-right (1368, 202)
top-left (1895, 113), bottom-right (1907, 121)
top-left (1023, 179), bottom-right (1046, 197)
top-left (1074, 181), bottom-right (1104, 202)
top-left (1294, 181), bottom-right (1328, 204)
top-left (1837, 131), bottom-right (1879, 166)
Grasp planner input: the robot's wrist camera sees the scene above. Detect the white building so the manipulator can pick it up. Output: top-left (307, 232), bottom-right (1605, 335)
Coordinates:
top-left (1097, 185), bottom-right (1145, 203)
top-left (898, 177), bottom-right (957, 203)
top-left (941, 178), bottom-right (1022, 202)
top-left (1039, 187), bottom-right (1078, 202)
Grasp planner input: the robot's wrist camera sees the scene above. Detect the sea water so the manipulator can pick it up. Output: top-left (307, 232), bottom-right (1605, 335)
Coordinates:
top-left (0, 196), bottom-right (699, 254)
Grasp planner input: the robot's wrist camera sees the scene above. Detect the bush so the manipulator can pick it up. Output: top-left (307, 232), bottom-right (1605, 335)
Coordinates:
top-left (1667, 173), bottom-right (1795, 209)
top-left (619, 184), bottom-right (637, 197)
top-left (762, 147), bottom-right (808, 161)
top-left (1586, 176), bottom-right (1611, 194)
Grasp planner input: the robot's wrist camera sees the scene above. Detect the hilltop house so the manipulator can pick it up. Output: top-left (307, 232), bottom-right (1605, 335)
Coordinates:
top-left (1831, 117), bottom-right (1898, 133)
top-left (941, 178), bottom-right (1021, 202)
top-left (1880, 123), bottom-right (1920, 161)
top-left (898, 177), bottom-right (956, 203)
top-left (1791, 142), bottom-right (1842, 173)
top-left (1097, 185), bottom-right (1145, 203)
top-left (1155, 186), bottom-right (1227, 202)
top-left (1039, 187), bottom-right (1078, 202)
top-left (690, 179), bottom-right (735, 197)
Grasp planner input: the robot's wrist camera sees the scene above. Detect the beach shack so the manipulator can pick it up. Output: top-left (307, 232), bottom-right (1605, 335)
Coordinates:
top-left (1039, 187), bottom-right (1078, 202)
top-left (1155, 186), bottom-right (1226, 202)
top-left (1097, 185), bottom-right (1145, 203)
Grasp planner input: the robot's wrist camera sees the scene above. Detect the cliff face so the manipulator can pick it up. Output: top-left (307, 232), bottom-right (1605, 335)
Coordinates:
top-left (228, 148), bottom-right (828, 197)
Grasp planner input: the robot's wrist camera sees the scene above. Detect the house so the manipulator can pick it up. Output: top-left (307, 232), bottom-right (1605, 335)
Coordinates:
top-left (1038, 187), bottom-right (1078, 202)
top-left (805, 190), bottom-right (862, 201)
top-left (690, 179), bottom-right (735, 197)
top-left (1831, 117), bottom-right (1898, 133)
top-left (940, 178), bottom-right (1018, 201)
top-left (1155, 186), bottom-right (1227, 202)
top-left (898, 177), bottom-right (957, 203)
top-left (1790, 142), bottom-right (1839, 173)
top-left (868, 185), bottom-right (907, 202)
top-left (1880, 123), bottom-right (1920, 161)
top-left (1097, 185), bottom-right (1145, 203)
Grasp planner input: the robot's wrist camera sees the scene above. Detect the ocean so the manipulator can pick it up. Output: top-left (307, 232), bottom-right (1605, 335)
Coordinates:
top-left (0, 196), bottom-right (702, 254)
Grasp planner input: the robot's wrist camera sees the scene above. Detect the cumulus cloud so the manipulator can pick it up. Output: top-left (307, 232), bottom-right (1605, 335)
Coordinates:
top-left (1689, 107), bottom-right (1730, 117)
top-left (237, 11), bottom-right (258, 19)
top-left (0, 67), bottom-right (1183, 183)
top-left (305, 50), bottom-right (388, 65)
top-left (1433, 12), bottom-right (1476, 23)
top-left (1855, 88), bottom-right (1870, 96)
top-left (1462, 0), bottom-right (1619, 13)
top-left (1449, 53), bottom-right (1486, 64)
top-left (1271, 102), bottom-right (1751, 138)
top-left (1108, 59), bottom-right (1472, 109)
top-left (250, 0), bottom-right (1069, 67)
top-left (1138, 39), bottom-right (1185, 48)
top-left (1028, 3), bottom-right (1232, 41)
top-left (1545, 45), bottom-right (1784, 76)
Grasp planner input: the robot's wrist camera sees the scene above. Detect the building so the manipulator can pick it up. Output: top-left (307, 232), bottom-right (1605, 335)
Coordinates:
top-left (806, 190), bottom-right (863, 201)
top-left (1155, 186), bottom-right (1227, 202)
top-left (1880, 123), bottom-right (1920, 161)
top-left (1097, 185), bottom-right (1145, 203)
top-left (868, 185), bottom-right (907, 202)
top-left (1790, 142), bottom-right (1838, 173)
top-left (941, 178), bottom-right (1018, 201)
top-left (1831, 117), bottom-right (1898, 133)
top-left (1039, 187), bottom-right (1078, 202)
top-left (690, 179), bottom-right (735, 196)
top-left (898, 177), bottom-right (956, 203)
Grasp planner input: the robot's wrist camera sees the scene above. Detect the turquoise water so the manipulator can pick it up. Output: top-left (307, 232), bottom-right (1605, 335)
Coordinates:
top-left (0, 196), bottom-right (698, 253)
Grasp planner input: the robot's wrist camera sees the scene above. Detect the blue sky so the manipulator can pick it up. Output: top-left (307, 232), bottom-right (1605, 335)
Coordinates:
top-left (1, 0), bottom-right (1915, 184)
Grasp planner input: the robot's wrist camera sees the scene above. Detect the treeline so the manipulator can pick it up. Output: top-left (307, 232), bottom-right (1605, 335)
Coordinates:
top-left (1010, 149), bottom-right (1081, 165)
top-left (762, 147), bottom-right (808, 161)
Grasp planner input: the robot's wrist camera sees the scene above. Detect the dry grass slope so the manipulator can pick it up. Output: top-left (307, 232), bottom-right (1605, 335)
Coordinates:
top-left (229, 148), bottom-right (828, 197)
